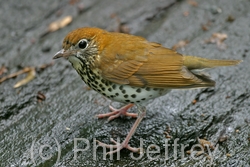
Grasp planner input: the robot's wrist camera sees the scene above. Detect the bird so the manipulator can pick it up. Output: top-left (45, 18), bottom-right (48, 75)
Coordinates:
top-left (53, 27), bottom-right (241, 154)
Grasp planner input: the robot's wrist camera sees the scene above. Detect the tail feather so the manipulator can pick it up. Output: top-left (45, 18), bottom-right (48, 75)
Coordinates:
top-left (183, 55), bottom-right (242, 70)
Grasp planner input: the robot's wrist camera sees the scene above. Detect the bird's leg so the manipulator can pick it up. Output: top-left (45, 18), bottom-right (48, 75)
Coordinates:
top-left (96, 105), bottom-right (146, 154)
top-left (96, 103), bottom-right (137, 121)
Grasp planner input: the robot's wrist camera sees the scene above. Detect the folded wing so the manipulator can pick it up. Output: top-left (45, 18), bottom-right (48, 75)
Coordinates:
top-left (97, 33), bottom-right (215, 88)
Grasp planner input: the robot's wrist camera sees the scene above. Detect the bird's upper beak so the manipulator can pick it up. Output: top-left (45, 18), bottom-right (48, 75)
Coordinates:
top-left (53, 49), bottom-right (74, 59)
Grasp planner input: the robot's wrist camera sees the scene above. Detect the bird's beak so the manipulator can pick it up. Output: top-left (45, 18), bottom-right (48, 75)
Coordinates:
top-left (53, 49), bottom-right (65, 59)
top-left (53, 49), bottom-right (74, 59)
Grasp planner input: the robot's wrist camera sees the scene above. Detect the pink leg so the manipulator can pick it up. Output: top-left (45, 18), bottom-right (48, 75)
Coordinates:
top-left (96, 106), bottom-right (146, 154)
top-left (96, 103), bottom-right (137, 121)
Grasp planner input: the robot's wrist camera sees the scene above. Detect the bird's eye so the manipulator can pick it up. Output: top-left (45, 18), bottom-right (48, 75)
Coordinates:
top-left (78, 39), bottom-right (88, 49)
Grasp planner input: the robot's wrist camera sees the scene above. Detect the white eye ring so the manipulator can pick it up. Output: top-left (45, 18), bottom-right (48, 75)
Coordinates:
top-left (78, 39), bottom-right (88, 49)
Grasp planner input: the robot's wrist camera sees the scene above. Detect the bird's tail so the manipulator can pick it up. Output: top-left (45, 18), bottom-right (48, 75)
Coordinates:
top-left (183, 55), bottom-right (242, 70)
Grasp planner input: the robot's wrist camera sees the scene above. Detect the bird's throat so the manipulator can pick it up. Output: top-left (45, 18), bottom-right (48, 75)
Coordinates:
top-left (68, 56), bottom-right (83, 71)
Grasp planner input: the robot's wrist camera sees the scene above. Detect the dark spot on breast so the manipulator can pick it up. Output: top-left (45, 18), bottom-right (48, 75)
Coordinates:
top-left (102, 93), bottom-right (106, 96)
top-left (125, 100), bottom-right (130, 102)
top-left (115, 93), bottom-right (119, 96)
top-left (112, 84), bottom-right (116, 89)
top-left (131, 94), bottom-right (136, 98)
top-left (105, 81), bottom-right (109, 86)
top-left (94, 81), bottom-right (98, 85)
top-left (79, 70), bottom-right (85, 76)
top-left (86, 70), bottom-right (95, 82)
top-left (99, 84), bottom-right (103, 87)
top-left (89, 70), bottom-right (94, 75)
top-left (141, 98), bottom-right (146, 101)
top-left (153, 88), bottom-right (158, 91)
top-left (122, 90), bottom-right (126, 94)
top-left (108, 88), bottom-right (112, 92)
top-left (136, 100), bottom-right (140, 103)
top-left (146, 87), bottom-right (151, 91)
top-left (110, 95), bottom-right (114, 98)
top-left (124, 94), bottom-right (128, 98)
top-left (136, 88), bottom-right (141, 93)
top-left (119, 85), bottom-right (123, 90)
top-left (91, 83), bottom-right (97, 89)
top-left (101, 87), bottom-right (105, 91)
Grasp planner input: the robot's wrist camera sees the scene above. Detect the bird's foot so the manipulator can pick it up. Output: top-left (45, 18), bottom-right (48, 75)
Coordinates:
top-left (96, 103), bottom-right (137, 121)
top-left (96, 106), bottom-right (146, 154)
top-left (96, 138), bottom-right (142, 154)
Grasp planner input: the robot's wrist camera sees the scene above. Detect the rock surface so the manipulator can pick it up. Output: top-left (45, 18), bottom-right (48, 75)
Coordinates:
top-left (0, 0), bottom-right (249, 166)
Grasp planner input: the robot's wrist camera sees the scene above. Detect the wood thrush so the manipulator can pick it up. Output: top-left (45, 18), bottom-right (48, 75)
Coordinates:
top-left (53, 27), bottom-right (241, 154)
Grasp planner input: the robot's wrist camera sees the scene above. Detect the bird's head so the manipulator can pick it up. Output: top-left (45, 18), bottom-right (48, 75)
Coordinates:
top-left (53, 27), bottom-right (107, 68)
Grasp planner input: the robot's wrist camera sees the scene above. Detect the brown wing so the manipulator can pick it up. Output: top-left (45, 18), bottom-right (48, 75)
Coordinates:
top-left (96, 33), bottom-right (214, 88)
